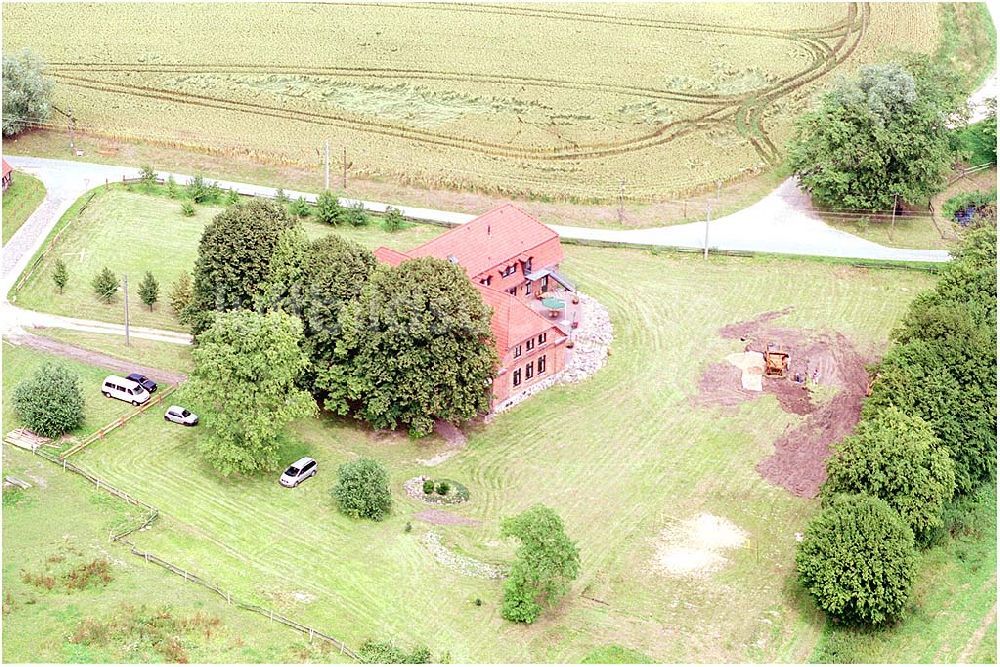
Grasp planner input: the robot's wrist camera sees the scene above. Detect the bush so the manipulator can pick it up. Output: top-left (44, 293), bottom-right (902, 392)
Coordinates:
top-left (346, 202), bottom-right (369, 226)
top-left (225, 188), bottom-right (241, 206)
top-left (138, 165), bottom-right (157, 186)
top-left (359, 640), bottom-right (432, 664)
top-left (275, 187), bottom-right (289, 204)
top-left (52, 258), bottom-right (68, 293)
top-left (422, 479), bottom-right (435, 495)
top-left (289, 196), bottom-right (310, 219)
top-left (168, 271), bottom-right (193, 320)
top-left (332, 458), bottom-right (392, 521)
top-left (316, 190), bottom-right (344, 225)
top-left (382, 206), bottom-right (405, 232)
top-left (180, 201), bottom-right (195, 217)
top-left (166, 175), bottom-right (177, 198)
top-left (12, 363), bottom-right (85, 438)
top-left (91, 266), bottom-right (119, 304)
top-left (436, 481), bottom-right (450, 496)
top-left (795, 494), bottom-right (917, 626)
top-left (187, 174), bottom-right (220, 204)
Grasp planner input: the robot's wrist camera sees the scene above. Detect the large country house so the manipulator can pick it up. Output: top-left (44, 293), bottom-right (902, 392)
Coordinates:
top-left (374, 204), bottom-right (579, 407)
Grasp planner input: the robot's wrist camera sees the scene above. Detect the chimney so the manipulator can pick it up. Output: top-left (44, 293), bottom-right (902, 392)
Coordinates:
top-left (487, 224), bottom-right (491, 237)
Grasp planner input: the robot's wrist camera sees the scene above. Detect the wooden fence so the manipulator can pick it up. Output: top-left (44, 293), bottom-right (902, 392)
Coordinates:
top-left (60, 385), bottom-right (176, 460)
top-left (26, 446), bottom-right (359, 660)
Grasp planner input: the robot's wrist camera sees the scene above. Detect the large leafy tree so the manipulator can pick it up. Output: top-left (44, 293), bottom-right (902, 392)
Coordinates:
top-left (187, 310), bottom-right (316, 476)
top-left (255, 225), bottom-right (310, 312)
top-left (796, 494), bottom-right (917, 626)
top-left (12, 363), bottom-right (85, 438)
top-left (320, 257), bottom-right (498, 437)
top-left (788, 60), bottom-right (962, 210)
top-left (185, 199), bottom-right (293, 334)
top-left (2, 50), bottom-right (53, 136)
top-left (500, 505), bottom-right (581, 624)
top-left (822, 407), bottom-right (955, 543)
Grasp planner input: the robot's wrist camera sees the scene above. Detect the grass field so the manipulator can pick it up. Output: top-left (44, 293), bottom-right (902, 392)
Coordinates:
top-left (2, 444), bottom-right (350, 663)
top-left (32, 328), bottom-right (194, 375)
top-left (63, 240), bottom-right (937, 662)
top-left (2, 170), bottom-right (46, 244)
top-left (1, 3), bottom-right (950, 202)
top-left (13, 186), bottom-right (443, 332)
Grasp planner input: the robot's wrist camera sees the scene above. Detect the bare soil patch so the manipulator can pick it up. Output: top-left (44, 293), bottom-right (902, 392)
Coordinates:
top-left (696, 308), bottom-right (872, 497)
top-left (652, 513), bottom-right (748, 578)
top-left (414, 509), bottom-right (481, 527)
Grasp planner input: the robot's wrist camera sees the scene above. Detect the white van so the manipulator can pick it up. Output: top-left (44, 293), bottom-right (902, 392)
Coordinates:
top-left (101, 375), bottom-right (151, 406)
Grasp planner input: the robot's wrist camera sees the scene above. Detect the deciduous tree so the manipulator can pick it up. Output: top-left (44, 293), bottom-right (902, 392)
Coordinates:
top-left (12, 363), bottom-right (85, 438)
top-left (796, 494), bottom-right (916, 626)
top-left (319, 257), bottom-right (497, 437)
top-left (169, 271), bottom-right (193, 320)
top-left (822, 407), bottom-right (955, 542)
top-left (500, 504), bottom-right (580, 624)
top-left (187, 310), bottom-right (316, 476)
top-left (2, 50), bottom-right (52, 136)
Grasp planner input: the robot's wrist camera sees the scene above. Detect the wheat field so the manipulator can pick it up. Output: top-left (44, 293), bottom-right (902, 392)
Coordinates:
top-left (2, 2), bottom-right (942, 201)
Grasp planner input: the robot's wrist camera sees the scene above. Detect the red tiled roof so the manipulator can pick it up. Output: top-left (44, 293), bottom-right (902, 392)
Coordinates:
top-left (373, 246), bottom-right (409, 266)
top-left (2, 160), bottom-right (11, 179)
top-left (474, 283), bottom-right (556, 353)
top-left (407, 204), bottom-right (563, 278)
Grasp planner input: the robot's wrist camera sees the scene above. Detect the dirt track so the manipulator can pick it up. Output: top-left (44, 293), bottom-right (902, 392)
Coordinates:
top-left (7, 331), bottom-right (188, 385)
top-left (696, 309), bottom-right (871, 498)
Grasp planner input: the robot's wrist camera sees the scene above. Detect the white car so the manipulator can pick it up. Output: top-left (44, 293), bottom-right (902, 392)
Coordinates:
top-left (280, 457), bottom-right (317, 488)
top-left (101, 375), bottom-right (151, 406)
top-left (164, 405), bottom-right (199, 426)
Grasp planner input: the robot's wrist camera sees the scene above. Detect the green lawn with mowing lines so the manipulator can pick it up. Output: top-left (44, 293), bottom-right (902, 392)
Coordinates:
top-left (2, 170), bottom-right (46, 244)
top-left (2, 341), bottom-right (134, 439)
top-left (13, 186), bottom-right (443, 332)
top-left (1, 444), bottom-right (351, 664)
top-left (33, 328), bottom-right (194, 375)
top-left (70, 245), bottom-right (935, 663)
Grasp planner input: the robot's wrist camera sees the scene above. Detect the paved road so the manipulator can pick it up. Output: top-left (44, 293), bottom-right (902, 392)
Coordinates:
top-left (968, 69), bottom-right (997, 125)
top-left (5, 156), bottom-right (951, 268)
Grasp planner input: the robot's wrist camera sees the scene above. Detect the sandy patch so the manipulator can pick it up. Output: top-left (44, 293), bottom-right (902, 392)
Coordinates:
top-left (725, 351), bottom-right (765, 391)
top-left (652, 513), bottom-right (748, 578)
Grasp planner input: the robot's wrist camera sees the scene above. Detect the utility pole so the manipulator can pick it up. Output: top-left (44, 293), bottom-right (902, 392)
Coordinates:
top-left (123, 274), bottom-right (131, 347)
top-left (889, 193), bottom-right (899, 242)
top-left (324, 140), bottom-right (330, 191)
top-left (617, 178), bottom-right (625, 224)
top-left (703, 201), bottom-right (712, 260)
top-left (342, 147), bottom-right (348, 190)
top-left (68, 106), bottom-right (76, 152)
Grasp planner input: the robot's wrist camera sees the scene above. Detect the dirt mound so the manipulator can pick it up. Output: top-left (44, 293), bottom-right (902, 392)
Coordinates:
top-left (696, 308), bottom-right (873, 498)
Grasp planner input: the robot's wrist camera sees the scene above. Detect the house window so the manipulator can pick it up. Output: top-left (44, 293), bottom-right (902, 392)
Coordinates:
top-left (502, 265), bottom-right (516, 277)
top-left (513, 369), bottom-right (522, 387)
top-left (538, 355), bottom-right (546, 374)
top-left (524, 257), bottom-right (533, 273)
top-left (541, 275), bottom-right (549, 291)
top-left (525, 361), bottom-right (534, 380)
top-left (538, 332), bottom-right (546, 344)
top-left (481, 275), bottom-right (491, 286)
top-left (526, 338), bottom-right (534, 352)
top-left (514, 345), bottom-right (522, 358)
top-left (507, 287), bottom-right (517, 295)
top-left (525, 280), bottom-right (533, 295)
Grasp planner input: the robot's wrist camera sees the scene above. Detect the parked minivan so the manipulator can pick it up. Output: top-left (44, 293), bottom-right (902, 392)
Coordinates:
top-left (101, 375), bottom-right (151, 406)
top-left (280, 457), bottom-right (317, 488)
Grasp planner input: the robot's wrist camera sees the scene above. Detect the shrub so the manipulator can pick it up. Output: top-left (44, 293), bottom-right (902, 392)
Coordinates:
top-left (332, 458), bottom-right (392, 521)
top-left (316, 190), bottom-right (344, 225)
top-left (795, 494), bottom-right (917, 626)
top-left (347, 202), bottom-right (369, 226)
top-left (225, 188), bottom-right (241, 206)
top-left (187, 174), bottom-right (220, 204)
top-left (275, 187), bottom-right (289, 204)
top-left (359, 640), bottom-right (432, 664)
top-left (289, 196), bottom-right (310, 219)
top-left (91, 266), bottom-right (119, 304)
top-left (63, 559), bottom-right (112, 590)
top-left (436, 481), bottom-right (451, 496)
top-left (138, 165), bottom-right (157, 186)
top-left (12, 363), bottom-right (85, 438)
top-left (404, 521), bottom-right (412, 533)
top-left (180, 201), bottom-right (195, 217)
top-left (382, 206), bottom-right (405, 232)
top-left (52, 258), bottom-right (68, 293)
top-left (166, 174), bottom-right (177, 198)
top-left (422, 479), bottom-right (435, 495)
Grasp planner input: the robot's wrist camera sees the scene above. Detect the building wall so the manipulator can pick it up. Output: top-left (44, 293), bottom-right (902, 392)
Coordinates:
top-left (491, 333), bottom-right (567, 404)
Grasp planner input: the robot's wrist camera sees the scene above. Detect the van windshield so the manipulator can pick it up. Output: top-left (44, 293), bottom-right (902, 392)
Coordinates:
top-left (285, 466), bottom-right (300, 477)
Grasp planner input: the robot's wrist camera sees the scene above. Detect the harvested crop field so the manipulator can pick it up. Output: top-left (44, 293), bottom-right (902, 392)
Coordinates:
top-left (696, 308), bottom-right (872, 497)
top-left (2, 2), bottom-right (943, 201)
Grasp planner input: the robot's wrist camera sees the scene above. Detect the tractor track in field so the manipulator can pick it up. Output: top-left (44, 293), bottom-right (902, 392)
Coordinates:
top-left (45, 3), bottom-right (866, 168)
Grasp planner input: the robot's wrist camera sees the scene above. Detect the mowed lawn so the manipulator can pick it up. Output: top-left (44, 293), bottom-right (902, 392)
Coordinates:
top-left (2, 170), bottom-right (46, 244)
top-left (13, 186), bottom-right (443, 332)
top-left (71, 244), bottom-right (938, 663)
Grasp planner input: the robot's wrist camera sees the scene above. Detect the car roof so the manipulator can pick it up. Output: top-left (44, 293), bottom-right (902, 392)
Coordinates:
top-left (289, 457), bottom-right (315, 467)
top-left (104, 375), bottom-right (141, 388)
top-left (167, 405), bottom-right (185, 412)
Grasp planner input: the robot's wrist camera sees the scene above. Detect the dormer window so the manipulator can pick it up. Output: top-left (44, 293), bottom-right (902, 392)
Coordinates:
top-left (524, 257), bottom-right (533, 273)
